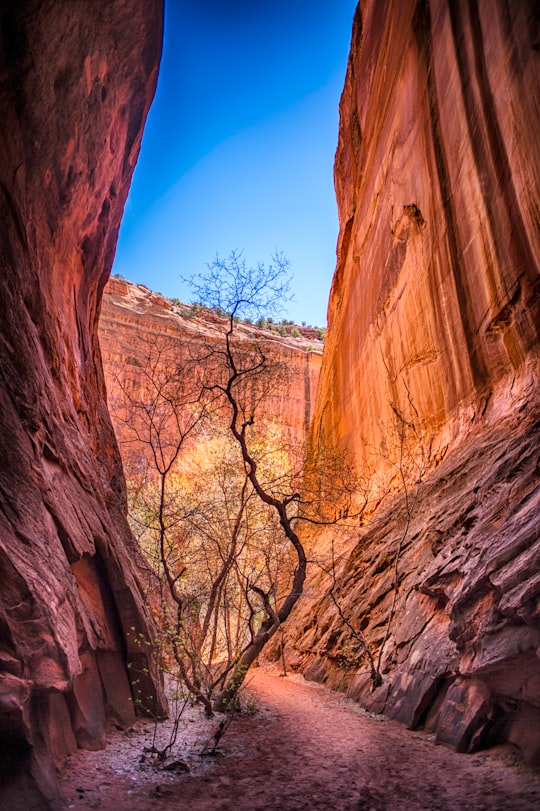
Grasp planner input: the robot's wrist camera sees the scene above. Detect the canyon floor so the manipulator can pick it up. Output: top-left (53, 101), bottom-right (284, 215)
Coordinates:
top-left (58, 665), bottom-right (540, 811)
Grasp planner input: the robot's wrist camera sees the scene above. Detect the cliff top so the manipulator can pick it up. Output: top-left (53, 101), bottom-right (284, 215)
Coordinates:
top-left (105, 275), bottom-right (325, 354)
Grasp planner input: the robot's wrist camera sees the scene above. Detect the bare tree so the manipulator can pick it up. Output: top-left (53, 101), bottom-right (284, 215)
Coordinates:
top-left (110, 320), bottom-right (297, 716)
top-left (186, 251), bottom-right (360, 711)
top-left (110, 251), bottom-right (361, 719)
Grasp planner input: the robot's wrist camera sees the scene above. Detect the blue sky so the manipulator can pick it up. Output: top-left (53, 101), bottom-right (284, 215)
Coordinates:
top-left (113, 1), bottom-right (357, 326)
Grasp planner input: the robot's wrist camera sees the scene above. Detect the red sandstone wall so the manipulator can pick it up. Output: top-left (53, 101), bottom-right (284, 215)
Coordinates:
top-left (0, 3), bottom-right (164, 807)
top-left (321, 0), bottom-right (539, 468)
top-left (288, 0), bottom-right (540, 764)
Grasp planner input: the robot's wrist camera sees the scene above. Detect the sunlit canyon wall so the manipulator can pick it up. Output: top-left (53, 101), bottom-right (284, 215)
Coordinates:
top-left (0, 2), bottom-right (164, 808)
top-left (99, 277), bottom-right (322, 457)
top-left (286, 0), bottom-right (540, 764)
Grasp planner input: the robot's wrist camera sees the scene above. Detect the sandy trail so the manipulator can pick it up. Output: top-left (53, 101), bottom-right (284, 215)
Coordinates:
top-left (59, 665), bottom-right (540, 810)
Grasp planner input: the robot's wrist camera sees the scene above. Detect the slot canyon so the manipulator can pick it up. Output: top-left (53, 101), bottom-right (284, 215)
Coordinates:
top-left (0, 1), bottom-right (538, 809)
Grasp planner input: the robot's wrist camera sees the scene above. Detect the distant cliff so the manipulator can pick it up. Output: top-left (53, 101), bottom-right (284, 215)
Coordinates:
top-left (286, 0), bottom-right (540, 765)
top-left (100, 277), bottom-right (322, 456)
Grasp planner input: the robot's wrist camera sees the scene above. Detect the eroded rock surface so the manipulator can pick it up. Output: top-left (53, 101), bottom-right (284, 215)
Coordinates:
top-left (0, 2), bottom-right (164, 807)
top-left (287, 0), bottom-right (540, 765)
top-left (289, 395), bottom-right (540, 761)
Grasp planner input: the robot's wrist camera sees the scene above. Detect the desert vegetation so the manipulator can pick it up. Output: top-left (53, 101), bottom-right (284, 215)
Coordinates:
top-left (110, 268), bottom-right (326, 339)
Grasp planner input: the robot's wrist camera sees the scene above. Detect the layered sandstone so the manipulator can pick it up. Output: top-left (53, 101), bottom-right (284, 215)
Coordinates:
top-left (99, 277), bottom-right (322, 457)
top-left (0, 3), bottom-right (164, 808)
top-left (287, 0), bottom-right (540, 764)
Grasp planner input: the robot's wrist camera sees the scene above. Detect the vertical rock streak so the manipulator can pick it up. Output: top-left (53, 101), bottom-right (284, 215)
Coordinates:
top-left (416, 0), bottom-right (489, 391)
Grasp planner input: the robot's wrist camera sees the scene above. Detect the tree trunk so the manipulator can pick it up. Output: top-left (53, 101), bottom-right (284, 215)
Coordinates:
top-left (213, 621), bottom-right (276, 712)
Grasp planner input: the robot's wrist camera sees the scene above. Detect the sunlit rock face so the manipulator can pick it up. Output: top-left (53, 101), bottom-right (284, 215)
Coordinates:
top-left (287, 0), bottom-right (540, 764)
top-left (0, 2), bottom-right (164, 807)
top-left (99, 277), bottom-right (322, 455)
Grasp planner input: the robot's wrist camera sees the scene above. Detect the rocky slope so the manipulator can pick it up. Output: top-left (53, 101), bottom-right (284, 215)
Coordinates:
top-left (99, 277), bottom-right (322, 457)
top-left (0, 2), bottom-right (164, 808)
top-left (285, 0), bottom-right (540, 765)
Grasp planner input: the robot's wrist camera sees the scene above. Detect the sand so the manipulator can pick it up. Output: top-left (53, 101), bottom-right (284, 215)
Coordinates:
top-left (58, 665), bottom-right (540, 810)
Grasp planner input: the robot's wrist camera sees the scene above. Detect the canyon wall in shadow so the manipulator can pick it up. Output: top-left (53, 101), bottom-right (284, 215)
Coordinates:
top-left (0, 3), bottom-right (164, 807)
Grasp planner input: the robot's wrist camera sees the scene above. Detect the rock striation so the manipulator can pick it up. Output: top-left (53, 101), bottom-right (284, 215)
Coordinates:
top-left (286, 0), bottom-right (540, 764)
top-left (0, 2), bottom-right (164, 808)
top-left (99, 277), bottom-right (322, 456)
